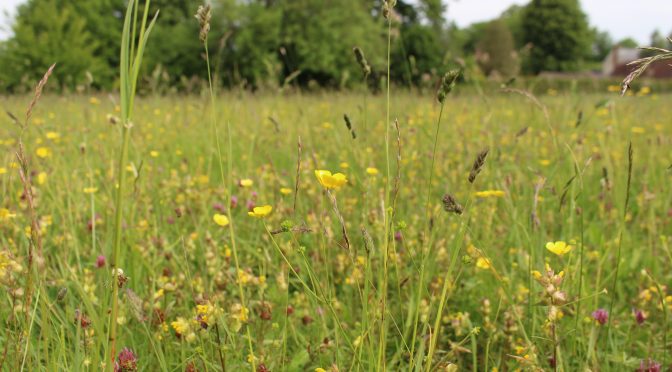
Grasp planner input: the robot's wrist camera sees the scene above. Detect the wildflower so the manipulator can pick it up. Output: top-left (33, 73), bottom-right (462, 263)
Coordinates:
top-left (637, 358), bottom-right (662, 372)
top-left (239, 178), bottom-right (254, 187)
top-left (89, 97), bottom-right (101, 105)
top-left (96, 255), bottom-right (106, 268)
top-left (633, 308), bottom-right (646, 325)
top-left (475, 257), bottom-right (492, 270)
top-left (315, 170), bottom-right (347, 189)
top-left (248, 205), bottom-right (272, 218)
top-left (474, 190), bottom-right (505, 198)
top-left (36, 147), bottom-right (51, 158)
top-left (213, 214), bottom-right (230, 227)
top-left (631, 127), bottom-right (645, 134)
top-left (45, 131), bottom-right (60, 140)
top-left (546, 241), bottom-right (572, 256)
top-left (171, 317), bottom-right (190, 336)
top-left (150, 150), bottom-right (159, 158)
top-left (114, 348), bottom-right (137, 372)
top-left (37, 172), bottom-right (47, 185)
top-left (0, 167), bottom-right (6, 175)
top-left (0, 208), bottom-right (16, 221)
top-left (83, 187), bottom-right (98, 194)
top-left (315, 369), bottom-right (327, 372)
top-left (280, 187), bottom-right (292, 195)
top-left (366, 167), bottom-right (379, 176)
top-left (592, 308), bottom-right (608, 325)
top-left (230, 195), bottom-right (238, 209)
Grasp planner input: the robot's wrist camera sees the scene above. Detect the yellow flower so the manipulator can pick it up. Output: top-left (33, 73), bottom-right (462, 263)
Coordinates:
top-left (0, 208), bottom-right (16, 221)
top-left (539, 159), bottom-right (551, 166)
top-left (0, 167), bottom-right (6, 175)
top-left (89, 97), bottom-right (100, 105)
top-left (474, 190), bottom-right (505, 198)
top-left (35, 147), bottom-right (51, 159)
top-left (37, 172), bottom-right (47, 185)
top-left (170, 317), bottom-right (190, 335)
top-left (239, 178), bottom-right (254, 187)
top-left (546, 241), bottom-right (573, 256)
top-left (315, 369), bottom-right (327, 372)
top-left (150, 150), bottom-right (159, 158)
top-left (339, 162), bottom-right (349, 169)
top-left (315, 170), bottom-right (347, 189)
top-left (248, 205), bottom-right (272, 218)
top-left (631, 127), bottom-right (645, 134)
top-left (366, 167), bottom-right (379, 176)
top-left (476, 257), bottom-right (492, 270)
top-left (45, 131), bottom-right (60, 140)
top-left (83, 187), bottom-right (98, 194)
top-left (280, 187), bottom-right (292, 195)
top-left (213, 214), bottom-right (230, 227)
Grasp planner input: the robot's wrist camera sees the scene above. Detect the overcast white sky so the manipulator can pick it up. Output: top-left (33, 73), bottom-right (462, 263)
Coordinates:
top-left (1, 0), bottom-right (671, 44)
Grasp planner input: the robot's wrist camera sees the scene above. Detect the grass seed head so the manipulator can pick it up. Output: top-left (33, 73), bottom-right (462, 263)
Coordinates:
top-left (352, 47), bottom-right (371, 77)
top-left (468, 147), bottom-right (489, 184)
top-left (442, 194), bottom-right (463, 215)
top-left (437, 70), bottom-right (460, 104)
top-left (195, 4), bottom-right (211, 43)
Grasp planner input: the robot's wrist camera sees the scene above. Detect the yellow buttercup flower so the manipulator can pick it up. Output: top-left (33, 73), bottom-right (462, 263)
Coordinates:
top-left (36, 147), bottom-right (51, 159)
top-left (37, 172), bottom-right (47, 185)
top-left (239, 178), bottom-right (253, 187)
top-left (474, 190), bottom-right (505, 198)
top-left (280, 187), bottom-right (292, 195)
top-left (83, 187), bottom-right (98, 194)
top-left (0, 208), bottom-right (16, 221)
top-left (0, 167), bottom-right (7, 175)
top-left (546, 241), bottom-right (572, 256)
top-left (213, 214), bottom-right (230, 226)
top-left (248, 205), bottom-right (272, 218)
top-left (150, 150), bottom-right (159, 158)
top-left (315, 170), bottom-right (347, 189)
top-left (366, 167), bottom-right (379, 176)
top-left (476, 257), bottom-right (492, 269)
top-left (170, 317), bottom-right (190, 335)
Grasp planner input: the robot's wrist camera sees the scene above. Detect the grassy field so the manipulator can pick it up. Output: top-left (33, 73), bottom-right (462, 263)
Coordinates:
top-left (1, 88), bottom-right (671, 371)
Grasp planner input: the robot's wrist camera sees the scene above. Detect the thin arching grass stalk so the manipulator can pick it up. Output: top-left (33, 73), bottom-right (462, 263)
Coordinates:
top-left (606, 142), bottom-right (633, 349)
top-left (408, 102), bottom-right (444, 368)
top-left (378, 5), bottom-right (394, 370)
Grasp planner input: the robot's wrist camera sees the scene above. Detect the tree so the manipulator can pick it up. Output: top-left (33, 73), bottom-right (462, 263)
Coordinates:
top-left (476, 19), bottom-right (519, 78)
top-left (591, 28), bottom-right (613, 61)
top-left (521, 0), bottom-right (592, 73)
top-left (616, 38), bottom-right (638, 48)
top-left (0, 0), bottom-right (110, 91)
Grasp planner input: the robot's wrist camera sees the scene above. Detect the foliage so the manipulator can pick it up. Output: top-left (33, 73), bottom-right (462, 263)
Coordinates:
top-left (476, 19), bottom-right (519, 78)
top-left (521, 0), bottom-right (593, 73)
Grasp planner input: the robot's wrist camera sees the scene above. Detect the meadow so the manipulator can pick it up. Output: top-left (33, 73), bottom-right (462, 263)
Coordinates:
top-left (1, 87), bottom-right (671, 371)
top-left (1, 1), bottom-right (672, 371)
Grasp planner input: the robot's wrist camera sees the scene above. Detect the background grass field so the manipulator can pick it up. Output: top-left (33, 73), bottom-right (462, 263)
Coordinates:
top-left (1, 89), bottom-right (671, 370)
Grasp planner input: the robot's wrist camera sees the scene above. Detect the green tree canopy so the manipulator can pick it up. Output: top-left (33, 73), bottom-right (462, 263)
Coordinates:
top-left (521, 0), bottom-right (593, 73)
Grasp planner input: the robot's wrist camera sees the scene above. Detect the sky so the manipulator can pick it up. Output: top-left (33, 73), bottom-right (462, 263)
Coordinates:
top-left (1, 0), bottom-right (671, 44)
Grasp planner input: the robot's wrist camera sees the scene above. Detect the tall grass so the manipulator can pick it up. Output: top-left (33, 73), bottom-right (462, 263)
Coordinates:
top-left (107, 0), bottom-right (157, 367)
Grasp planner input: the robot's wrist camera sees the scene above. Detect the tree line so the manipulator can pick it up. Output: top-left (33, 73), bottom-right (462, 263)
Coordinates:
top-left (0, 0), bottom-right (668, 93)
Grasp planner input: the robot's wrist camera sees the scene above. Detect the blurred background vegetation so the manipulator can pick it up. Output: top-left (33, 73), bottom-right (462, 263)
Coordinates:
top-left (0, 0), bottom-right (670, 93)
